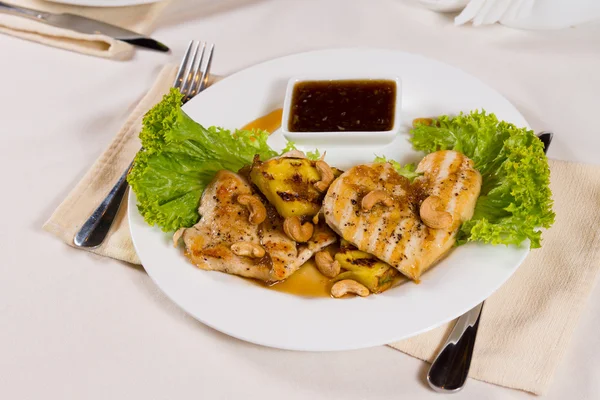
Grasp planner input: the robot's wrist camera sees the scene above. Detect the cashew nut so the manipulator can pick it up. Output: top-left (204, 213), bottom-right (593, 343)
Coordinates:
top-left (237, 194), bottom-right (267, 225)
top-left (412, 118), bottom-right (433, 128)
top-left (361, 190), bottom-right (394, 212)
top-left (230, 242), bottom-right (266, 258)
top-left (419, 196), bottom-right (453, 229)
top-left (331, 279), bottom-right (370, 298)
top-left (315, 251), bottom-right (341, 278)
top-left (314, 160), bottom-right (335, 192)
top-left (283, 216), bottom-right (314, 243)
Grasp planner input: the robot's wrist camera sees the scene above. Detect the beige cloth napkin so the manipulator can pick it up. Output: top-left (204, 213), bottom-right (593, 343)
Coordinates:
top-left (44, 64), bottom-right (600, 395)
top-left (0, 0), bottom-right (171, 60)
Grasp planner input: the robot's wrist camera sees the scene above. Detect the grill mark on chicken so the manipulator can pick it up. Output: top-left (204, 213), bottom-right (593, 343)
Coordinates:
top-left (418, 152), bottom-right (472, 256)
top-left (399, 222), bottom-right (426, 277)
top-left (417, 151), bottom-right (442, 184)
top-left (389, 219), bottom-right (419, 267)
top-left (352, 215), bottom-right (368, 248)
top-left (379, 206), bottom-right (404, 255)
top-left (436, 150), bottom-right (458, 181)
top-left (323, 151), bottom-right (481, 281)
top-left (444, 157), bottom-right (474, 219)
top-left (369, 207), bottom-right (395, 256)
top-left (367, 211), bottom-right (385, 254)
top-left (332, 182), bottom-right (359, 236)
top-left (385, 218), bottom-right (411, 262)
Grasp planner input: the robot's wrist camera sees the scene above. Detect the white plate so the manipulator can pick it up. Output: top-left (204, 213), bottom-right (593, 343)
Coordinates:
top-left (128, 48), bottom-right (530, 351)
top-left (43, 0), bottom-right (160, 7)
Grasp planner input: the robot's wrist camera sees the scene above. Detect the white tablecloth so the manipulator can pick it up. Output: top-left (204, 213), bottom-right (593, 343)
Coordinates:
top-left (1, 0), bottom-right (599, 398)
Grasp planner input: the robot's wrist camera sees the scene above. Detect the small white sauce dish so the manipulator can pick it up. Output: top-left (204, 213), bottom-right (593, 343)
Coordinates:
top-left (280, 74), bottom-right (402, 146)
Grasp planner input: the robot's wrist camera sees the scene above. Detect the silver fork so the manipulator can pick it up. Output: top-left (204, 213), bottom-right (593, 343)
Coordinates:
top-left (74, 41), bottom-right (215, 248)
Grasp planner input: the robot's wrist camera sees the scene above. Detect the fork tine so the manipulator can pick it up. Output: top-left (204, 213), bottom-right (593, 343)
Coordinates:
top-left (173, 40), bottom-right (194, 90)
top-left (197, 43), bottom-right (215, 94)
top-left (186, 42), bottom-right (206, 103)
top-left (180, 41), bottom-right (200, 98)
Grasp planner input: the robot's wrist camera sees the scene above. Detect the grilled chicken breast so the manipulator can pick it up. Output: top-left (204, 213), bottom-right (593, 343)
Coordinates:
top-left (323, 150), bottom-right (481, 280)
top-left (176, 170), bottom-right (337, 282)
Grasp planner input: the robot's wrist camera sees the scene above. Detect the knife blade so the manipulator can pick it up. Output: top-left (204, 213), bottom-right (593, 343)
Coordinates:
top-left (0, 1), bottom-right (169, 52)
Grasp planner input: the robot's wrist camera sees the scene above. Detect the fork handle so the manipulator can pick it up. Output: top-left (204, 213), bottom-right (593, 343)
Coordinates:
top-left (73, 161), bottom-right (133, 248)
top-left (0, 1), bottom-right (52, 21)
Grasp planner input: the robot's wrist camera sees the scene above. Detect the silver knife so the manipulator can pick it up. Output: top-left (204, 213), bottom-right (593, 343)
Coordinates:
top-left (0, 1), bottom-right (169, 52)
top-left (426, 131), bottom-right (554, 393)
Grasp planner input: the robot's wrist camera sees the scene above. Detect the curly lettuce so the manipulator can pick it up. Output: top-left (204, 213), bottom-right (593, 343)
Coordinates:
top-left (411, 110), bottom-right (554, 248)
top-left (128, 88), bottom-right (278, 232)
top-left (306, 148), bottom-right (322, 161)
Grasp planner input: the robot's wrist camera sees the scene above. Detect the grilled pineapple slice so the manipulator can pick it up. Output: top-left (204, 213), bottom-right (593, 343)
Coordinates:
top-left (250, 157), bottom-right (324, 218)
top-left (333, 241), bottom-right (399, 293)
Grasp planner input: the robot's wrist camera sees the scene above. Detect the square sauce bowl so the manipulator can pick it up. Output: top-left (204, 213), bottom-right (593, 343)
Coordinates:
top-left (281, 75), bottom-right (402, 146)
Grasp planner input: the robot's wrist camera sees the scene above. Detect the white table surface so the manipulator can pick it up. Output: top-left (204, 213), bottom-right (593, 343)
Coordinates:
top-left (1, 0), bottom-right (599, 398)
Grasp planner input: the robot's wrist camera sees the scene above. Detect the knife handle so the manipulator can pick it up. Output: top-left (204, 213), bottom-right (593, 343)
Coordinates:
top-left (0, 1), bottom-right (51, 21)
top-left (427, 303), bottom-right (483, 393)
top-left (426, 131), bottom-right (553, 393)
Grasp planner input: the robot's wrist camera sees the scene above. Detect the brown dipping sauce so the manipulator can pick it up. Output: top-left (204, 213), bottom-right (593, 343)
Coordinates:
top-left (288, 80), bottom-right (396, 133)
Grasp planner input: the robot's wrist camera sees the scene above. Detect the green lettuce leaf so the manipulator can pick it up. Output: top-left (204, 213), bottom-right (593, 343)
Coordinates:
top-left (373, 155), bottom-right (421, 181)
top-left (280, 140), bottom-right (298, 154)
top-left (306, 148), bottom-right (321, 161)
top-left (410, 110), bottom-right (555, 248)
top-left (280, 141), bottom-right (321, 160)
top-left (128, 88), bottom-right (278, 232)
